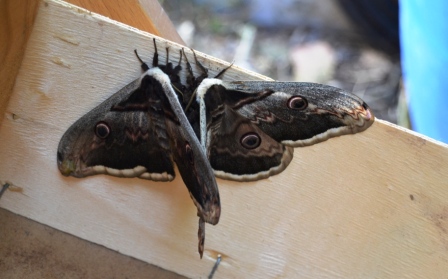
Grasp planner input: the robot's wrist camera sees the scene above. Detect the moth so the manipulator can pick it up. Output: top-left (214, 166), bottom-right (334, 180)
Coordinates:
top-left (57, 39), bottom-right (374, 258)
top-left (57, 43), bottom-right (220, 258)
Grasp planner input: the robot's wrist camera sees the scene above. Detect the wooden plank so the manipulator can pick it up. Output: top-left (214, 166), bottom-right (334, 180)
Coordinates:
top-left (64, 0), bottom-right (185, 44)
top-left (1, 0), bottom-right (448, 278)
top-left (0, 0), bottom-right (40, 128)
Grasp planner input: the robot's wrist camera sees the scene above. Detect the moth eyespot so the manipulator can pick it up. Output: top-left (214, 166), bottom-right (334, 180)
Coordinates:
top-left (185, 142), bottom-right (194, 165)
top-left (288, 96), bottom-right (308, 110)
top-left (95, 122), bottom-right (110, 139)
top-left (240, 133), bottom-right (261, 149)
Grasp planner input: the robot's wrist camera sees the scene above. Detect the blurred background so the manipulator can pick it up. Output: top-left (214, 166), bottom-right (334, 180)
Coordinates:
top-left (160, 0), bottom-right (448, 143)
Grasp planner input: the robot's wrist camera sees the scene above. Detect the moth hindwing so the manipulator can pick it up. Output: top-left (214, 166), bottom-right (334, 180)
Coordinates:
top-left (57, 39), bottom-right (220, 258)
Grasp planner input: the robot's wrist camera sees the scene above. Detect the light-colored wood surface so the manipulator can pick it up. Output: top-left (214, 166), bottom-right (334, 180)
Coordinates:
top-left (1, 0), bottom-right (448, 278)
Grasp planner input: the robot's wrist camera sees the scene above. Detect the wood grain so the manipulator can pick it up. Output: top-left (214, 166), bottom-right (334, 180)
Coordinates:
top-left (1, 0), bottom-right (448, 278)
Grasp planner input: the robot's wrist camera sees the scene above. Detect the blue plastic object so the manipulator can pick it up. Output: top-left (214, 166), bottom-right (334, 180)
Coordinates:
top-left (400, 0), bottom-right (448, 143)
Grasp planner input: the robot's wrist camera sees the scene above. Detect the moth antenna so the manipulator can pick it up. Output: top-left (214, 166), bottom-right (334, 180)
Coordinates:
top-left (191, 48), bottom-right (208, 75)
top-left (165, 47), bottom-right (170, 64)
top-left (173, 50), bottom-right (183, 73)
top-left (178, 49), bottom-right (183, 66)
top-left (152, 38), bottom-right (159, 67)
top-left (182, 48), bottom-right (194, 77)
top-left (208, 255), bottom-right (222, 279)
top-left (214, 61), bottom-right (234, 79)
top-left (185, 88), bottom-right (198, 112)
top-left (134, 49), bottom-right (149, 71)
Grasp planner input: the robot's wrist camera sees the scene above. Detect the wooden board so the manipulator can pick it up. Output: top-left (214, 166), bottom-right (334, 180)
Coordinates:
top-left (64, 0), bottom-right (184, 44)
top-left (1, 0), bottom-right (448, 278)
top-left (0, 0), bottom-right (40, 127)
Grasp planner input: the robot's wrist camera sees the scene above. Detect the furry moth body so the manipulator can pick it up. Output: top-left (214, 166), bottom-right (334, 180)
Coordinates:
top-left (57, 39), bottom-right (374, 258)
